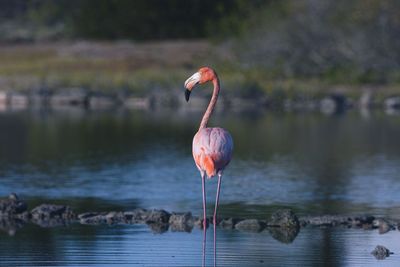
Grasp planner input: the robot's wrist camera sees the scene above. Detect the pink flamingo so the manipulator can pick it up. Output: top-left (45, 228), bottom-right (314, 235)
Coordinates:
top-left (184, 67), bottom-right (233, 266)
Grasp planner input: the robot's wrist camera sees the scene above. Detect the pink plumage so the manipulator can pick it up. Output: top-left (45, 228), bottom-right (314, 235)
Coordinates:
top-left (193, 127), bottom-right (233, 178)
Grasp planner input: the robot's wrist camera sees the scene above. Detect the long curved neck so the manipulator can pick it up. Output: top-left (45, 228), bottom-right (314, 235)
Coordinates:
top-left (199, 77), bottom-right (220, 131)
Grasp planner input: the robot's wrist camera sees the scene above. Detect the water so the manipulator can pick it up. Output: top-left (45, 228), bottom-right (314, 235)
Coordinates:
top-left (1, 108), bottom-right (400, 266)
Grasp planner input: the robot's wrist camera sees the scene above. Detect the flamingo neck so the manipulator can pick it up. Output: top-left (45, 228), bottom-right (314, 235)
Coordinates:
top-left (199, 77), bottom-right (220, 131)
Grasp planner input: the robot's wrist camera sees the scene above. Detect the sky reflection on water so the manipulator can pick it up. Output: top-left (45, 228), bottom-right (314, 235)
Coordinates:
top-left (1, 108), bottom-right (400, 266)
top-left (1, 109), bottom-right (400, 217)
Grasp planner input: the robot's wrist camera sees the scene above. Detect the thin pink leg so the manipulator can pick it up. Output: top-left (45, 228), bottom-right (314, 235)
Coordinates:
top-left (201, 171), bottom-right (206, 267)
top-left (213, 173), bottom-right (222, 267)
top-left (202, 172), bottom-right (207, 229)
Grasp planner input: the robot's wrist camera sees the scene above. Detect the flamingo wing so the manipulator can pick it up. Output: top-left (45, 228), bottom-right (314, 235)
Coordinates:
top-left (192, 127), bottom-right (233, 178)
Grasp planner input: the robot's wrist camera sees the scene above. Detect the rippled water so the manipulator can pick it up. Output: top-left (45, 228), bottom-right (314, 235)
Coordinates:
top-left (1, 224), bottom-right (400, 266)
top-left (1, 108), bottom-right (400, 266)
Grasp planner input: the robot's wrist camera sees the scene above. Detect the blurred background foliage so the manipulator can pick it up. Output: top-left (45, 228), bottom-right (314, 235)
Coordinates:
top-left (0, 0), bottom-right (399, 84)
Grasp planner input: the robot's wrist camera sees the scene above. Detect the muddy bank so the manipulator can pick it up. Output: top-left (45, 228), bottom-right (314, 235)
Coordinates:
top-left (1, 194), bottom-right (399, 242)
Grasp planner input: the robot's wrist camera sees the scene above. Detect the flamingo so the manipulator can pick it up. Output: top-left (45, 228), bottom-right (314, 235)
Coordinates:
top-left (184, 67), bottom-right (233, 265)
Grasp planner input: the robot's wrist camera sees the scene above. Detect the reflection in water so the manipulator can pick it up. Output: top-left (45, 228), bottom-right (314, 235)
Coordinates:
top-left (1, 108), bottom-right (400, 265)
top-left (202, 225), bottom-right (206, 267)
top-left (0, 223), bottom-right (399, 266)
top-left (268, 226), bottom-right (299, 244)
top-left (1, 109), bottom-right (400, 216)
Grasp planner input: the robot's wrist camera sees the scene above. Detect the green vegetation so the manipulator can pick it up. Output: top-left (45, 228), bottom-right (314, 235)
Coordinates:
top-left (0, 0), bottom-right (399, 98)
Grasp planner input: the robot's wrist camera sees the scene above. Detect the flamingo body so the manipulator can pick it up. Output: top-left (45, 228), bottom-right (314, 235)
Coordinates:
top-left (184, 66), bottom-right (233, 266)
top-left (193, 127), bottom-right (233, 178)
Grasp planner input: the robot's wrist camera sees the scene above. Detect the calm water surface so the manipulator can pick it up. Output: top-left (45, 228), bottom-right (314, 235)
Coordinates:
top-left (1, 107), bottom-right (400, 266)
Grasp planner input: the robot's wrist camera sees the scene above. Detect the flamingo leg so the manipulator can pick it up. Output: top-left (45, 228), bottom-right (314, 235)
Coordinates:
top-left (201, 171), bottom-right (206, 267)
top-left (213, 173), bottom-right (222, 267)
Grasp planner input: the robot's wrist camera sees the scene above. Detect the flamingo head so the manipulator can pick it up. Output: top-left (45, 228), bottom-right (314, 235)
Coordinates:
top-left (184, 67), bottom-right (216, 102)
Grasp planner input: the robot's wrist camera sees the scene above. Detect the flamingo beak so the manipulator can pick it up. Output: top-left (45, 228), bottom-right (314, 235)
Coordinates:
top-left (185, 89), bottom-right (191, 102)
top-left (184, 72), bottom-right (201, 102)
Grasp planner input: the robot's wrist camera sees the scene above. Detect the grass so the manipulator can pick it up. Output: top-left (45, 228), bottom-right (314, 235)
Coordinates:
top-left (0, 40), bottom-right (399, 104)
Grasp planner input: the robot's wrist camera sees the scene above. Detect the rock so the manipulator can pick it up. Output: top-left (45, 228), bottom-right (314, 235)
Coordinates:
top-left (0, 91), bottom-right (7, 105)
top-left (384, 96), bottom-right (400, 110)
top-left (50, 88), bottom-right (88, 107)
top-left (235, 219), bottom-right (265, 232)
top-left (123, 208), bottom-right (149, 223)
top-left (0, 193), bottom-right (28, 217)
top-left (320, 94), bottom-right (347, 114)
top-left (145, 209), bottom-right (170, 224)
top-left (300, 215), bottom-right (350, 227)
top-left (123, 97), bottom-right (153, 109)
top-left (351, 215), bottom-right (375, 227)
top-left (373, 218), bottom-right (392, 234)
top-left (268, 209), bottom-right (299, 229)
top-left (371, 245), bottom-right (392, 260)
top-left (123, 209), bottom-right (170, 224)
top-left (88, 93), bottom-right (117, 109)
top-left (169, 212), bottom-right (194, 232)
top-left (105, 211), bottom-right (124, 223)
top-left (78, 211), bottom-right (124, 225)
top-left (31, 204), bottom-right (75, 219)
top-left (79, 212), bottom-right (108, 225)
top-left (268, 226), bottom-right (299, 244)
top-left (8, 92), bottom-right (28, 109)
top-left (219, 217), bottom-right (242, 229)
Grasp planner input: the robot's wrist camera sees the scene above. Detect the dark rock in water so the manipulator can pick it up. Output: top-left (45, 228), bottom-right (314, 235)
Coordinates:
top-left (268, 209), bottom-right (299, 229)
top-left (373, 218), bottom-right (392, 234)
top-left (145, 209), bottom-right (170, 224)
top-left (50, 88), bottom-right (89, 107)
top-left (351, 215), bottom-right (375, 227)
top-left (123, 209), bottom-right (148, 223)
top-left (123, 209), bottom-right (170, 224)
top-left (219, 217), bottom-right (242, 229)
top-left (268, 226), bottom-right (299, 244)
top-left (384, 96), bottom-right (400, 110)
top-left (78, 211), bottom-right (124, 225)
top-left (147, 222), bottom-right (169, 234)
top-left (169, 212), bottom-right (194, 232)
top-left (105, 211), bottom-right (124, 224)
top-left (235, 219), bottom-right (265, 232)
top-left (320, 94), bottom-right (347, 114)
top-left (31, 204), bottom-right (75, 219)
top-left (78, 212), bottom-right (100, 220)
top-left (0, 193), bottom-right (27, 217)
top-left (371, 245), bottom-right (392, 260)
top-left (31, 204), bottom-right (75, 228)
top-left (88, 93), bottom-right (117, 109)
top-left (300, 215), bottom-right (350, 227)
top-left (300, 215), bottom-right (378, 229)
top-left (79, 212), bottom-right (108, 225)
top-left (15, 211), bottom-right (31, 221)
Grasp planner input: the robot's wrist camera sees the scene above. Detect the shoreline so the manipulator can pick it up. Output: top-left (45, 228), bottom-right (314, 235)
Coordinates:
top-left (1, 88), bottom-right (400, 115)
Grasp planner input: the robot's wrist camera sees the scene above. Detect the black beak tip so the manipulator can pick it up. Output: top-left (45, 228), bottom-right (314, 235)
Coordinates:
top-left (185, 89), bottom-right (191, 102)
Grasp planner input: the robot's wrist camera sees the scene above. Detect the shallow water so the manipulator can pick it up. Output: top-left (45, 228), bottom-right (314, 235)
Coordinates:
top-left (1, 108), bottom-right (400, 265)
top-left (1, 224), bottom-right (399, 266)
